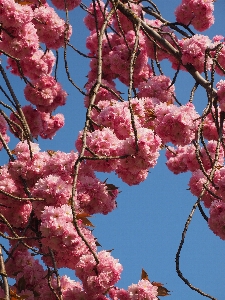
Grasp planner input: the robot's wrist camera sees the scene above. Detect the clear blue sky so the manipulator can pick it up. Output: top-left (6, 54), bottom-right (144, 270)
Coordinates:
top-left (1, 1), bottom-right (225, 299)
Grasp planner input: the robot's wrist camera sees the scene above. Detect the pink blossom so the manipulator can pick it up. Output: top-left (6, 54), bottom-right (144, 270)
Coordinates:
top-left (55, 276), bottom-right (86, 300)
top-left (128, 279), bottom-right (158, 300)
top-left (0, 23), bottom-right (39, 59)
top-left (7, 49), bottom-right (55, 80)
top-left (5, 249), bottom-right (52, 298)
top-left (84, 0), bottom-right (112, 31)
top-left (40, 205), bottom-right (97, 268)
top-left (166, 141), bottom-right (224, 175)
top-left (178, 35), bottom-right (213, 73)
top-left (175, 0), bottom-right (214, 32)
top-left (112, 3), bottom-right (143, 33)
top-left (202, 108), bottom-right (220, 140)
top-left (96, 101), bottom-right (141, 139)
top-left (50, 0), bottom-right (81, 11)
top-left (12, 141), bottom-right (40, 159)
top-left (0, 0), bottom-right (33, 28)
top-left (216, 80), bottom-right (225, 111)
top-left (189, 169), bottom-right (218, 208)
top-left (33, 4), bottom-right (72, 49)
top-left (214, 167), bottom-right (225, 200)
top-left (84, 79), bottom-right (119, 107)
top-left (211, 36), bottom-right (225, 76)
top-left (75, 251), bottom-right (123, 295)
top-left (138, 75), bottom-right (175, 103)
top-left (77, 175), bottom-right (118, 215)
top-left (40, 113), bottom-right (65, 139)
top-left (107, 30), bottom-right (148, 87)
top-left (144, 19), bottom-right (178, 61)
top-left (24, 75), bottom-right (67, 113)
top-left (32, 175), bottom-right (72, 214)
top-left (208, 200), bottom-right (225, 240)
top-left (76, 128), bottom-right (124, 172)
top-left (155, 102), bottom-right (200, 146)
top-left (42, 150), bottom-right (78, 180)
top-left (10, 105), bottom-right (43, 139)
top-left (0, 171), bottom-right (31, 226)
top-left (109, 287), bottom-right (130, 300)
top-left (166, 146), bottom-right (192, 174)
top-left (116, 128), bottom-right (161, 185)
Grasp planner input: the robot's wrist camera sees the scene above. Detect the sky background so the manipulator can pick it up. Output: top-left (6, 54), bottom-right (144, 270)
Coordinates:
top-left (1, 0), bottom-right (225, 299)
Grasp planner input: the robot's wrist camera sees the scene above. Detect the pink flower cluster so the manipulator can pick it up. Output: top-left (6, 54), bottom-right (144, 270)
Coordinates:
top-left (76, 96), bottom-right (163, 185)
top-left (144, 19), bottom-right (178, 62)
top-left (0, 21), bottom-right (39, 60)
top-left (4, 249), bottom-right (90, 299)
top-left (84, 0), bottom-right (112, 31)
top-left (116, 128), bottom-right (161, 185)
top-left (7, 49), bottom-right (55, 80)
top-left (216, 80), bottom-right (225, 111)
top-left (112, 2), bottom-right (143, 34)
top-left (2, 0), bottom-right (225, 296)
top-left (189, 165), bottom-right (225, 217)
top-left (175, 0), bottom-right (214, 32)
top-left (106, 30), bottom-right (148, 86)
top-left (128, 280), bottom-right (158, 300)
top-left (138, 75), bottom-right (175, 103)
top-left (33, 4), bottom-right (72, 49)
top-left (212, 35), bottom-right (225, 76)
top-left (10, 105), bottom-right (65, 139)
top-left (3, 247), bottom-right (157, 299)
top-left (166, 141), bottom-right (224, 175)
top-left (0, 0), bottom-right (73, 140)
top-left (208, 200), bottom-right (225, 240)
top-left (0, 0), bottom-right (71, 53)
top-left (85, 8), bottom-right (153, 86)
top-left (0, 139), bottom-right (132, 298)
top-left (154, 102), bottom-right (200, 146)
top-left (7, 141), bottom-right (118, 218)
top-left (24, 75), bottom-right (67, 113)
top-left (40, 205), bottom-right (97, 269)
top-left (202, 108), bottom-right (220, 141)
top-left (50, 0), bottom-right (81, 11)
top-left (177, 35), bottom-right (213, 73)
top-left (76, 251), bottom-right (123, 296)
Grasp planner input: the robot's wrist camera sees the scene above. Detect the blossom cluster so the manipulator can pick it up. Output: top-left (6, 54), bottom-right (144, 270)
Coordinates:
top-left (1, 0), bottom-right (225, 298)
top-left (82, 0), bottom-right (225, 244)
top-left (175, 0), bottom-right (214, 32)
top-left (0, 140), bottom-right (124, 297)
top-left (0, 0), bottom-right (71, 140)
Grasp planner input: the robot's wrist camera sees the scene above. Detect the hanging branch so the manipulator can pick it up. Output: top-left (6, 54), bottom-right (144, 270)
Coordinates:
top-left (70, 5), bottom-right (116, 267)
top-left (175, 198), bottom-right (216, 300)
top-left (0, 245), bottom-right (10, 300)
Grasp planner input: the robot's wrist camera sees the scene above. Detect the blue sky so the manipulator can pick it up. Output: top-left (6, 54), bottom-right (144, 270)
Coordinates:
top-left (1, 0), bottom-right (225, 299)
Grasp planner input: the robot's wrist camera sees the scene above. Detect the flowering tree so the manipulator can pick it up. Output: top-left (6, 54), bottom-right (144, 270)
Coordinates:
top-left (0, 0), bottom-right (224, 299)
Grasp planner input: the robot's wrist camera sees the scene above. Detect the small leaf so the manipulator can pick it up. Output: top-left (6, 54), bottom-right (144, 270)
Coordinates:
top-left (77, 213), bottom-right (94, 227)
top-left (106, 249), bottom-right (114, 252)
top-left (105, 183), bottom-right (119, 191)
top-left (146, 109), bottom-right (156, 120)
top-left (152, 282), bottom-right (170, 296)
top-left (166, 99), bottom-right (174, 105)
top-left (33, 290), bottom-right (40, 297)
top-left (77, 212), bottom-right (91, 218)
top-left (141, 268), bottom-right (150, 281)
top-left (9, 289), bottom-right (29, 299)
top-left (17, 276), bottom-right (26, 292)
top-left (95, 238), bottom-right (102, 247)
top-left (17, 0), bottom-right (32, 4)
top-left (47, 150), bottom-right (56, 157)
